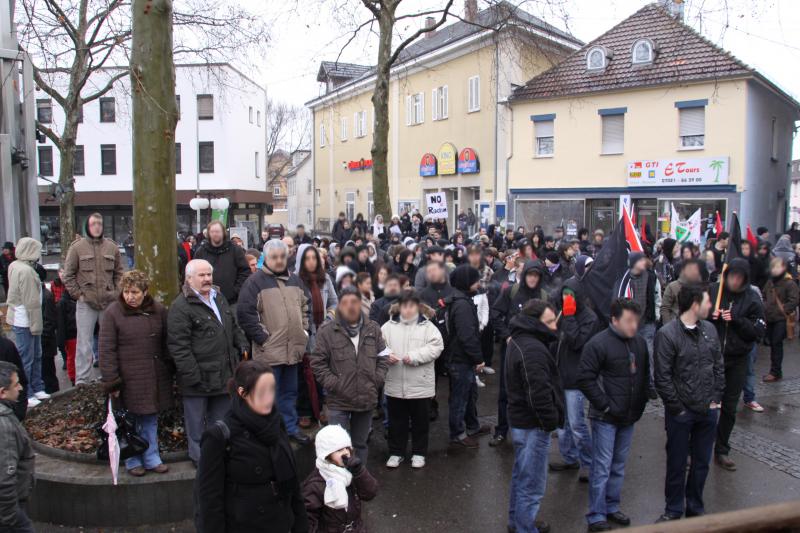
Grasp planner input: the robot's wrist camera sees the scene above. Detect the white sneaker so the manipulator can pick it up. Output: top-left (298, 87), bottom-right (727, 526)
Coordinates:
top-left (385, 455), bottom-right (403, 468)
top-left (411, 455), bottom-right (426, 469)
top-left (482, 367), bottom-right (496, 375)
top-left (27, 398), bottom-right (41, 408)
top-left (34, 391), bottom-right (51, 400)
top-left (475, 375), bottom-right (486, 388)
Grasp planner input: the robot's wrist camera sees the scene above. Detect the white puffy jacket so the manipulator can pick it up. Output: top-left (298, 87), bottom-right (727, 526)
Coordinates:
top-left (381, 304), bottom-right (444, 400)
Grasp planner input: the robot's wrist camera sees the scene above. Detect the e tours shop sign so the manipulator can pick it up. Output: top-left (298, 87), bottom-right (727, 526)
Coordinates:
top-left (627, 156), bottom-right (729, 187)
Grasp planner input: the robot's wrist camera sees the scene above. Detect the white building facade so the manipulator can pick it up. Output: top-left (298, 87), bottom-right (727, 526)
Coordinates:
top-left (286, 150), bottom-right (313, 230)
top-left (36, 63), bottom-right (269, 247)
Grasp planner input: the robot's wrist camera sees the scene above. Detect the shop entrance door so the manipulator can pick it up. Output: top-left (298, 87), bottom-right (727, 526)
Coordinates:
top-left (588, 199), bottom-right (617, 235)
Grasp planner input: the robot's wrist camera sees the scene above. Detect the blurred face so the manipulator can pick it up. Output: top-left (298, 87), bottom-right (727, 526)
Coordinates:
top-left (0, 372), bottom-right (21, 402)
top-left (208, 223), bottom-right (225, 245)
top-left (399, 301), bottom-right (419, 320)
top-left (266, 245), bottom-right (288, 273)
top-left (631, 257), bottom-right (647, 275)
top-left (405, 253), bottom-right (414, 265)
top-left (594, 233), bottom-right (603, 244)
top-left (682, 263), bottom-right (701, 283)
top-left (328, 447), bottom-right (354, 468)
top-left (338, 294), bottom-right (362, 323)
top-left (727, 271), bottom-right (745, 292)
top-left (525, 271), bottom-right (541, 289)
top-left (303, 249), bottom-right (318, 273)
top-left (240, 373), bottom-right (276, 416)
top-left (187, 261), bottom-right (214, 295)
top-left (247, 256), bottom-right (257, 273)
top-left (757, 245), bottom-right (769, 257)
top-left (231, 237), bottom-right (243, 248)
top-left (358, 277), bottom-right (372, 295)
top-left (429, 252), bottom-right (444, 263)
top-left (554, 228), bottom-right (564, 239)
top-left (612, 309), bottom-right (640, 338)
top-left (358, 250), bottom-right (368, 263)
top-left (261, 230), bottom-right (269, 241)
top-left (88, 216), bottom-right (103, 238)
top-left (58, 268), bottom-right (65, 281)
top-left (770, 261), bottom-right (786, 278)
top-left (384, 278), bottom-right (401, 296)
top-left (695, 292), bottom-right (712, 320)
top-left (540, 308), bottom-right (558, 332)
top-left (340, 276), bottom-right (353, 290)
top-left (427, 263), bottom-right (446, 285)
top-left (123, 286), bottom-right (146, 308)
top-left (468, 251), bottom-right (481, 268)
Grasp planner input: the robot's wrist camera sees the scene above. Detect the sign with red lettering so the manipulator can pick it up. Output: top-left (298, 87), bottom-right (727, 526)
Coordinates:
top-left (420, 153), bottom-right (437, 177)
top-left (627, 157), bottom-right (729, 186)
top-left (348, 159), bottom-right (373, 171)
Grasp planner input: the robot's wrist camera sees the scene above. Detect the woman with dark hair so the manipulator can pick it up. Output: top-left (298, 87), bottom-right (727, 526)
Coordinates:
top-left (530, 231), bottom-right (544, 257)
top-left (654, 238), bottom-right (678, 289)
top-left (99, 270), bottom-right (173, 477)
top-left (373, 263), bottom-right (391, 300)
top-left (393, 249), bottom-right (417, 281)
top-left (353, 213), bottom-right (368, 236)
top-left (754, 242), bottom-right (772, 290)
top-left (295, 244), bottom-right (337, 428)
top-left (196, 360), bottom-right (308, 533)
top-left (763, 257), bottom-right (799, 382)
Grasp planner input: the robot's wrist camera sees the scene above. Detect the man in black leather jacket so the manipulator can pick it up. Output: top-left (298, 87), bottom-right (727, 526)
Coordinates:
top-left (654, 285), bottom-right (724, 522)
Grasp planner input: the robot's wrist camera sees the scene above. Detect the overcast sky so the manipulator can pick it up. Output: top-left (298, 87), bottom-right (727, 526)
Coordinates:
top-left (246, 0), bottom-right (800, 154)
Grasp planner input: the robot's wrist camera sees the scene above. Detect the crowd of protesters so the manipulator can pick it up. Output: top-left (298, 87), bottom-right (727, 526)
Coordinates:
top-left (1, 209), bottom-right (799, 532)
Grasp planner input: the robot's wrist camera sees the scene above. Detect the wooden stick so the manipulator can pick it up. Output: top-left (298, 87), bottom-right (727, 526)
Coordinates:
top-left (714, 263), bottom-right (728, 311)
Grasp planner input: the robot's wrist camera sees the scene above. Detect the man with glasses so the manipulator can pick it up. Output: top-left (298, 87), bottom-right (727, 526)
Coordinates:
top-left (578, 298), bottom-right (652, 532)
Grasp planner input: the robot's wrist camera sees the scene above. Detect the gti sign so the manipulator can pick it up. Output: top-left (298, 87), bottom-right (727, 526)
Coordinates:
top-left (627, 156), bottom-right (729, 186)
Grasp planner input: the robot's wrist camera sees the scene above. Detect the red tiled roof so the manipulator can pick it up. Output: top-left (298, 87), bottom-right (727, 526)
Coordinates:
top-left (511, 3), bottom-right (754, 101)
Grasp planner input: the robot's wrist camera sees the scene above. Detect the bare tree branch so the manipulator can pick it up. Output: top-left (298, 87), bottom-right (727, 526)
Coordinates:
top-left (388, 0), bottom-right (455, 67)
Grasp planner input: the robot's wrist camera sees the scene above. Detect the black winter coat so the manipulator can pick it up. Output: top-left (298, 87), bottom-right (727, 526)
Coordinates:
top-left (505, 314), bottom-right (564, 431)
top-left (193, 239), bottom-right (251, 305)
top-left (578, 327), bottom-right (651, 426)
top-left (419, 281), bottom-right (455, 345)
top-left (56, 292), bottom-right (77, 350)
top-left (167, 284), bottom-right (246, 397)
top-left (709, 259), bottom-right (766, 358)
top-left (196, 406), bottom-right (308, 533)
top-left (655, 319), bottom-right (725, 415)
top-left (491, 260), bottom-right (548, 340)
top-left (369, 294), bottom-right (399, 327)
top-left (555, 278), bottom-right (599, 390)
top-left (0, 338), bottom-right (27, 420)
top-left (446, 290), bottom-right (484, 366)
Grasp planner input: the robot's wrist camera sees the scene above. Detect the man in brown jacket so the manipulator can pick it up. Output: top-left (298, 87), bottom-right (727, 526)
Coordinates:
top-left (660, 259), bottom-right (703, 325)
top-left (311, 286), bottom-right (389, 463)
top-left (237, 239), bottom-right (311, 445)
top-left (63, 213), bottom-right (124, 385)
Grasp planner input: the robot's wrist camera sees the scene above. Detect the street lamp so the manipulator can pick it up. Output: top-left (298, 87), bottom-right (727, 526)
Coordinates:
top-left (189, 195), bottom-right (228, 232)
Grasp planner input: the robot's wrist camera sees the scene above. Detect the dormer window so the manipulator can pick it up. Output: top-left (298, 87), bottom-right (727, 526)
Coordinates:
top-left (586, 47), bottom-right (607, 70)
top-left (632, 39), bottom-right (654, 64)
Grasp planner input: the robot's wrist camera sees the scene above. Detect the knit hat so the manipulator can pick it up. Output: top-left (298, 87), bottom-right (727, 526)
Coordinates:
top-left (449, 264), bottom-right (480, 293)
top-left (315, 425), bottom-right (352, 461)
top-left (628, 251), bottom-right (646, 269)
top-left (575, 255), bottom-right (594, 279)
top-left (544, 251), bottom-right (559, 264)
top-left (426, 245), bottom-right (445, 256)
top-left (1, 241), bottom-right (13, 251)
top-left (335, 266), bottom-right (355, 284)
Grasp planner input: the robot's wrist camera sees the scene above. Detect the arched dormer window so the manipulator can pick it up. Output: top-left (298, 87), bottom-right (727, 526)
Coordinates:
top-left (586, 47), bottom-right (607, 70)
top-left (632, 39), bottom-right (655, 64)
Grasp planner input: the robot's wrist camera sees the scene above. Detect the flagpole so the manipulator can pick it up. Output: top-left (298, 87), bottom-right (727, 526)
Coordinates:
top-left (714, 264), bottom-right (727, 312)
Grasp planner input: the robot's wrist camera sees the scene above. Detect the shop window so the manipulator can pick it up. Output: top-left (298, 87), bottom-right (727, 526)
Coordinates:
top-left (660, 199), bottom-right (727, 239)
top-left (516, 199), bottom-right (584, 235)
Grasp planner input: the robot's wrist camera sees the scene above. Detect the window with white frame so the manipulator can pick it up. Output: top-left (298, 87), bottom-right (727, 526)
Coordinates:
top-left (406, 93), bottom-right (424, 126)
top-left (678, 106), bottom-right (705, 148)
top-left (586, 47), bottom-right (607, 70)
top-left (306, 208), bottom-right (312, 226)
top-left (274, 184), bottom-right (282, 196)
top-left (632, 39), bottom-right (654, 64)
top-left (468, 76), bottom-right (480, 112)
top-left (432, 86), bottom-right (448, 121)
top-left (248, 106), bottom-right (253, 123)
top-left (534, 119), bottom-right (554, 156)
top-left (354, 111), bottom-right (367, 138)
top-left (319, 123), bottom-right (326, 147)
top-left (288, 179), bottom-right (295, 196)
top-left (601, 113), bottom-right (625, 154)
top-left (340, 117), bottom-right (348, 141)
top-left (367, 191), bottom-right (374, 222)
top-left (315, 189), bottom-right (321, 205)
top-left (257, 110), bottom-right (261, 126)
top-left (255, 152), bottom-right (260, 177)
top-left (345, 192), bottom-right (356, 221)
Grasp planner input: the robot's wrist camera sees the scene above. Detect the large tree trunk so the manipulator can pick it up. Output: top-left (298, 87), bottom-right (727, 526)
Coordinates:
top-left (370, 6), bottom-right (394, 220)
top-left (130, 0), bottom-right (178, 304)
top-left (57, 113), bottom-right (80, 261)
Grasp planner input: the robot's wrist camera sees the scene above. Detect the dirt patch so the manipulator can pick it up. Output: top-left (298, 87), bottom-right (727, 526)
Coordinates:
top-left (24, 383), bottom-right (187, 454)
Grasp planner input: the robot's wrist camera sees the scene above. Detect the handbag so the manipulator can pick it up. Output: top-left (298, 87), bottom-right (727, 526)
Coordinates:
top-left (773, 291), bottom-right (796, 340)
top-left (95, 396), bottom-right (150, 461)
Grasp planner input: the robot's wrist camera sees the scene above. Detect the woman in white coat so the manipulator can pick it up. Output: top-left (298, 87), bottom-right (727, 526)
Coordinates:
top-left (381, 291), bottom-right (444, 469)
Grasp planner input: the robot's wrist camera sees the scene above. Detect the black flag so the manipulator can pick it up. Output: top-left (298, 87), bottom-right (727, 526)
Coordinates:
top-left (584, 218), bottom-right (630, 322)
top-left (725, 212), bottom-right (742, 264)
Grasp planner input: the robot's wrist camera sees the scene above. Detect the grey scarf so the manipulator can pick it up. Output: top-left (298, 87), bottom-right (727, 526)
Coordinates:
top-left (340, 314), bottom-right (363, 338)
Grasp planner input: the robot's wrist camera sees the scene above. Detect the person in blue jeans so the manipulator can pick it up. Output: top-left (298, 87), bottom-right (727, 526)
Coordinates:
top-left (4, 237), bottom-right (49, 407)
top-left (654, 285), bottom-right (724, 522)
top-left (447, 265), bottom-right (491, 448)
top-left (506, 299), bottom-right (563, 533)
top-left (551, 276), bottom-right (599, 481)
top-left (579, 298), bottom-right (652, 532)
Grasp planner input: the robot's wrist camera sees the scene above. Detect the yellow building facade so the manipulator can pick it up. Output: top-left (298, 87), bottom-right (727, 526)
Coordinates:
top-left (307, 3), bottom-right (582, 233)
top-left (507, 3), bottom-right (799, 237)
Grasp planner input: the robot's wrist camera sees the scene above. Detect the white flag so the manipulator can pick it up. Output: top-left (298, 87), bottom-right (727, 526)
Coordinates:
top-left (686, 208), bottom-right (702, 245)
top-left (670, 203), bottom-right (681, 240)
